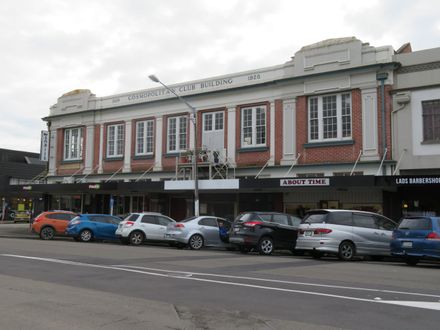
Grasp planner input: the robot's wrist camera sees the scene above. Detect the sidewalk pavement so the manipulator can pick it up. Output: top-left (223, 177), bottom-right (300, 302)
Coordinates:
top-left (0, 222), bottom-right (36, 239)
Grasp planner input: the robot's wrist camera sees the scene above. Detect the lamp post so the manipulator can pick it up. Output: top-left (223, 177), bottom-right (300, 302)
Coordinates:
top-left (148, 75), bottom-right (199, 216)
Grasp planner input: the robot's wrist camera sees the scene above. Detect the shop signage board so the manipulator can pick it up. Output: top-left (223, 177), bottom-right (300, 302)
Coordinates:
top-left (395, 177), bottom-right (440, 185)
top-left (40, 131), bottom-right (49, 161)
top-left (280, 178), bottom-right (330, 187)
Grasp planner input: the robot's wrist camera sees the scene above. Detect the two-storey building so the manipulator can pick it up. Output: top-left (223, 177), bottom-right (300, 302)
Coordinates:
top-left (17, 37), bottom-right (403, 220)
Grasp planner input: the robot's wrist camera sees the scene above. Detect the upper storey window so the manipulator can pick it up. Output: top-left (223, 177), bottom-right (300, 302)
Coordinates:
top-left (107, 124), bottom-right (124, 158)
top-left (64, 127), bottom-right (83, 161)
top-left (203, 111), bottom-right (224, 132)
top-left (135, 120), bottom-right (154, 155)
top-left (241, 106), bottom-right (266, 147)
top-left (308, 93), bottom-right (352, 142)
top-left (422, 99), bottom-right (440, 143)
top-left (167, 116), bottom-right (187, 153)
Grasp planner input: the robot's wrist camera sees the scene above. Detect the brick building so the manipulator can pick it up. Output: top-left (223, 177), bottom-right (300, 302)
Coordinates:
top-left (13, 36), bottom-right (439, 221)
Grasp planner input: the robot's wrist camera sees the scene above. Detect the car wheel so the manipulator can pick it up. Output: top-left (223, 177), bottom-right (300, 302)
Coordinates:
top-left (189, 234), bottom-right (204, 250)
top-left (40, 227), bottom-right (55, 240)
top-left (129, 231), bottom-right (145, 246)
top-left (338, 241), bottom-right (355, 261)
top-left (258, 237), bottom-right (274, 255)
top-left (79, 229), bottom-right (93, 242)
top-left (405, 257), bottom-right (420, 266)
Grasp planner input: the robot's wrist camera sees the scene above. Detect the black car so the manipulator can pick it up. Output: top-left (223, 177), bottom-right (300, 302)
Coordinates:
top-left (229, 211), bottom-right (301, 255)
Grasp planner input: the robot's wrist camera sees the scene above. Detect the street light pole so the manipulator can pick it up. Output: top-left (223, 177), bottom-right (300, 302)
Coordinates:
top-left (148, 75), bottom-right (199, 216)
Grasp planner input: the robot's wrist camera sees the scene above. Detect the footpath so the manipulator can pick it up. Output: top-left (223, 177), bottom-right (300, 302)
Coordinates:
top-left (0, 222), bottom-right (36, 239)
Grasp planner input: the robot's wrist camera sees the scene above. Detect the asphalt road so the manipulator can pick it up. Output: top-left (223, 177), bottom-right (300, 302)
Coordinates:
top-left (0, 225), bottom-right (439, 329)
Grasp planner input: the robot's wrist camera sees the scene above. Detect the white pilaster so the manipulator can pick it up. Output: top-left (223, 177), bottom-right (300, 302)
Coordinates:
top-left (269, 101), bottom-right (275, 166)
top-left (83, 125), bottom-right (94, 174)
top-left (361, 88), bottom-right (379, 160)
top-left (98, 124), bottom-right (104, 174)
top-left (281, 99), bottom-right (297, 165)
top-left (154, 116), bottom-right (163, 170)
top-left (123, 120), bottom-right (132, 172)
top-left (189, 114), bottom-right (195, 151)
top-left (227, 106), bottom-right (236, 166)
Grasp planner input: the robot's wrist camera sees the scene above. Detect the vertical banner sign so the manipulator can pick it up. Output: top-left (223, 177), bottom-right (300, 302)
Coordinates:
top-left (40, 131), bottom-right (49, 161)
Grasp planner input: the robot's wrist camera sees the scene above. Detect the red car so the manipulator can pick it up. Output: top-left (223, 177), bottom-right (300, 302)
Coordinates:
top-left (32, 211), bottom-right (77, 240)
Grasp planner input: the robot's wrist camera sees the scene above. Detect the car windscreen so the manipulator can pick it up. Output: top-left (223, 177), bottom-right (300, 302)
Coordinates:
top-left (398, 217), bottom-right (432, 230)
top-left (302, 212), bottom-right (327, 224)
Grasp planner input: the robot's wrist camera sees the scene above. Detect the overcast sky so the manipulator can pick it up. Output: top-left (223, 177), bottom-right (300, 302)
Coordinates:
top-left (1, 0), bottom-right (439, 153)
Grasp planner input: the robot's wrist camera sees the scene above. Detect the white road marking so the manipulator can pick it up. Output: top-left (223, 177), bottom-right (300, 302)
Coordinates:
top-left (380, 301), bottom-right (440, 311)
top-left (114, 264), bottom-right (440, 299)
top-left (2, 253), bottom-right (439, 311)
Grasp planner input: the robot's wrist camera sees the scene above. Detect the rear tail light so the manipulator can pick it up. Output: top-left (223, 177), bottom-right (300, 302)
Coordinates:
top-left (426, 232), bottom-right (440, 240)
top-left (314, 228), bottom-right (332, 235)
top-left (299, 229), bottom-right (305, 235)
top-left (70, 219), bottom-right (81, 225)
top-left (175, 223), bottom-right (185, 228)
top-left (243, 221), bottom-right (263, 227)
top-left (124, 221), bottom-right (135, 227)
top-left (33, 218), bottom-right (42, 223)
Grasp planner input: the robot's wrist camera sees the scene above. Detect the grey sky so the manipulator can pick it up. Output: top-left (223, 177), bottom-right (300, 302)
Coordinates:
top-left (1, 0), bottom-right (439, 153)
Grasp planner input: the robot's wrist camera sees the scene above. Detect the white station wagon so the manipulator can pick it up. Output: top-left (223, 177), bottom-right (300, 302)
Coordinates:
top-left (115, 212), bottom-right (176, 245)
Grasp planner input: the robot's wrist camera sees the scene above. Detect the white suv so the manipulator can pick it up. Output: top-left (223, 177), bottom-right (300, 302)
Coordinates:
top-left (115, 212), bottom-right (176, 245)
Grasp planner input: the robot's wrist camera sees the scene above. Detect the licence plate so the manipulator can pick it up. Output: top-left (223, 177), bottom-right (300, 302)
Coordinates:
top-left (304, 231), bottom-right (313, 237)
top-left (402, 241), bottom-right (413, 248)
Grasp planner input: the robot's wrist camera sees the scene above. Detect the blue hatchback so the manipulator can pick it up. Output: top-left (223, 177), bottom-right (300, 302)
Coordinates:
top-left (390, 216), bottom-right (440, 266)
top-left (66, 214), bottom-right (122, 242)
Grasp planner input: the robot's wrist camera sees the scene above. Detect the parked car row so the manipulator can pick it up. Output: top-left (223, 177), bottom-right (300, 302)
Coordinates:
top-left (30, 209), bottom-right (440, 266)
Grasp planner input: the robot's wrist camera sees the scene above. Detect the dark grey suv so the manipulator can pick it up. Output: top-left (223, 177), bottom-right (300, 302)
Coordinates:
top-left (229, 211), bottom-right (301, 255)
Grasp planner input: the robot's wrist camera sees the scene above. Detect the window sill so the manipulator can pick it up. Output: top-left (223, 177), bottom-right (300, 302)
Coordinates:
top-left (421, 140), bottom-right (440, 145)
top-left (104, 157), bottom-right (124, 162)
top-left (303, 140), bottom-right (354, 148)
top-left (238, 146), bottom-right (269, 153)
top-left (164, 152), bottom-right (184, 158)
top-left (61, 159), bottom-right (83, 164)
top-left (133, 155), bottom-right (154, 160)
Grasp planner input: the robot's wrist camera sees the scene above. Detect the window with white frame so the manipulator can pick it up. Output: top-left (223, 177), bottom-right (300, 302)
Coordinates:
top-left (167, 116), bottom-right (187, 153)
top-left (203, 111), bottom-right (224, 132)
top-left (107, 124), bottom-right (124, 158)
top-left (64, 127), bottom-right (83, 161)
top-left (241, 106), bottom-right (266, 147)
top-left (422, 99), bottom-right (440, 143)
top-left (135, 120), bottom-right (154, 155)
top-left (308, 93), bottom-right (352, 142)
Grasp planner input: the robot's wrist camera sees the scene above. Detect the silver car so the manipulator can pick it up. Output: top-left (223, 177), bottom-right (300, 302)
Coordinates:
top-left (295, 209), bottom-right (397, 261)
top-left (165, 216), bottom-right (232, 250)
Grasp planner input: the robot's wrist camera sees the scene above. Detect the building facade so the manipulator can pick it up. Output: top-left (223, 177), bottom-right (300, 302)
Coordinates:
top-left (13, 37), bottom-right (440, 221)
top-left (391, 44), bottom-right (440, 216)
top-left (0, 149), bottom-right (46, 220)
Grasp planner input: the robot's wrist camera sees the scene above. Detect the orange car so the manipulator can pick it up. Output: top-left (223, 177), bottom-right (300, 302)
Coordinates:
top-left (32, 211), bottom-right (77, 240)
